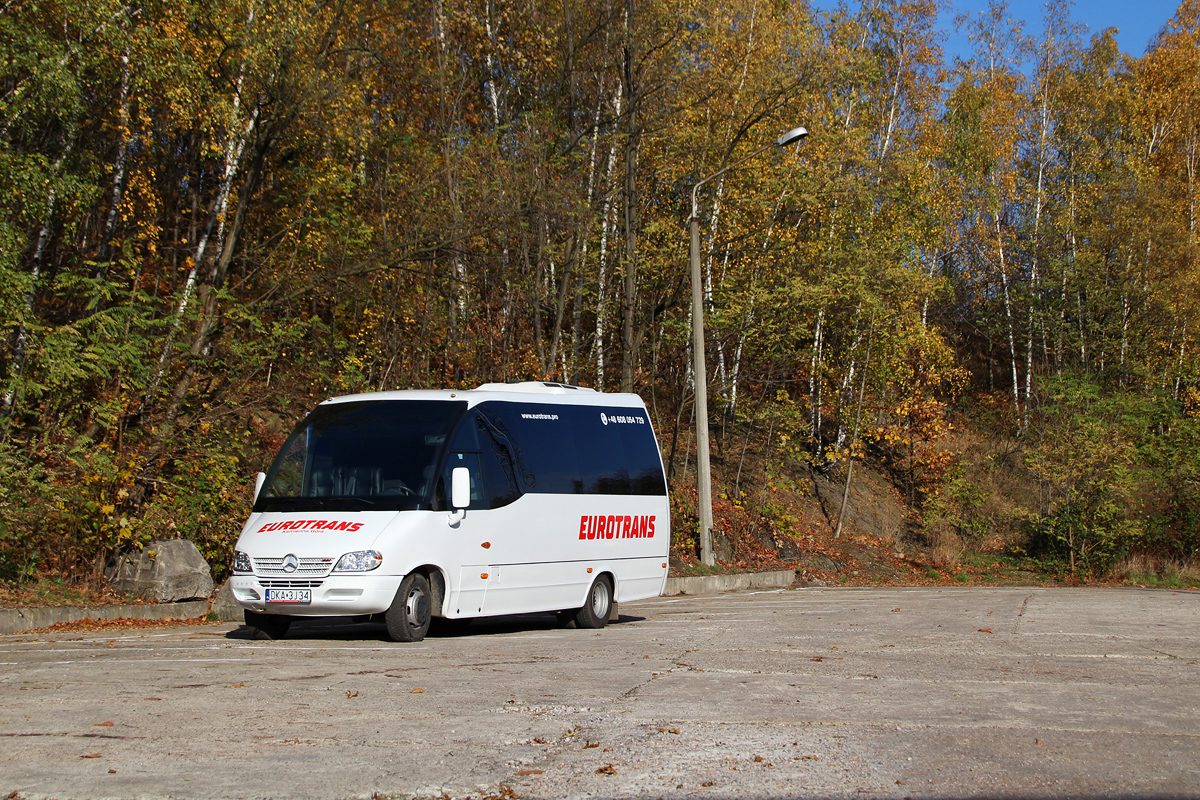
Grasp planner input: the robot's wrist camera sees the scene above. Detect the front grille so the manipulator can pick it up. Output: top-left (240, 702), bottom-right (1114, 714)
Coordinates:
top-left (259, 579), bottom-right (324, 589)
top-left (253, 556), bottom-right (333, 576)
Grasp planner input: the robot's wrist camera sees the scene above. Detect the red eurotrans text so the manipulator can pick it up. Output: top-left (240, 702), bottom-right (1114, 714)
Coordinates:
top-left (257, 520), bottom-right (364, 533)
top-left (579, 514), bottom-right (656, 540)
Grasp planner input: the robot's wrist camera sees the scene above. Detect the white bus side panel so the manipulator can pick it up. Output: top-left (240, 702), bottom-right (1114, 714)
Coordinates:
top-left (442, 491), bottom-right (668, 618)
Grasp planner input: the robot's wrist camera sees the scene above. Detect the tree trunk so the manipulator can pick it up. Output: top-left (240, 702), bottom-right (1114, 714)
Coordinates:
top-left (995, 213), bottom-right (1021, 429)
top-left (132, 131), bottom-right (271, 506)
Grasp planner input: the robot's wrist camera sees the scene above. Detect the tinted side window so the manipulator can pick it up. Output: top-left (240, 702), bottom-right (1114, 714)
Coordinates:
top-left (574, 406), bottom-right (666, 495)
top-left (466, 401), bottom-right (664, 496)
top-left (570, 407), bottom-right (631, 494)
top-left (476, 402), bottom-right (581, 494)
top-left (435, 410), bottom-right (522, 510)
top-left (620, 415), bottom-right (668, 495)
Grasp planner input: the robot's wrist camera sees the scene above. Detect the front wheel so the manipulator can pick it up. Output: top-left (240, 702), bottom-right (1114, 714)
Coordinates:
top-left (385, 573), bottom-right (433, 642)
top-left (245, 610), bottom-right (291, 640)
top-left (573, 575), bottom-right (613, 629)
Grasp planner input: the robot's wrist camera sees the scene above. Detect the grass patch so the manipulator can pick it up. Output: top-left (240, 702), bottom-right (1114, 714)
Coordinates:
top-left (1114, 555), bottom-right (1200, 589)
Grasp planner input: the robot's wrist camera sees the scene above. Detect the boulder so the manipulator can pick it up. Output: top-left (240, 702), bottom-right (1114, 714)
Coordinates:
top-left (210, 579), bottom-right (245, 622)
top-left (107, 539), bottom-right (214, 603)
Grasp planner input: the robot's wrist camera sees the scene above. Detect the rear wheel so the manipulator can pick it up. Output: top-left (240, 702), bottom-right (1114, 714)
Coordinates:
top-left (386, 573), bottom-right (433, 642)
top-left (573, 575), bottom-right (613, 629)
top-left (244, 610), bottom-right (291, 640)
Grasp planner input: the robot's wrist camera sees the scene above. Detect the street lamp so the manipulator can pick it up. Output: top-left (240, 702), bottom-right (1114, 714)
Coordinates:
top-left (689, 126), bottom-right (808, 566)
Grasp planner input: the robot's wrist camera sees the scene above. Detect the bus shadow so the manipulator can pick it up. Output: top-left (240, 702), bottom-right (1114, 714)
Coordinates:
top-left (224, 613), bottom-right (647, 642)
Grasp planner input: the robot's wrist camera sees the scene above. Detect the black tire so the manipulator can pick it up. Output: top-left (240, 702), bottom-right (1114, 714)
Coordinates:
top-left (386, 573), bottom-right (433, 642)
top-left (245, 610), bottom-right (291, 640)
top-left (573, 574), bottom-right (613, 629)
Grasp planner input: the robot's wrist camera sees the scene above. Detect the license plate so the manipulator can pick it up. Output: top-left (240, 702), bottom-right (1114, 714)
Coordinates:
top-left (265, 588), bottom-right (311, 604)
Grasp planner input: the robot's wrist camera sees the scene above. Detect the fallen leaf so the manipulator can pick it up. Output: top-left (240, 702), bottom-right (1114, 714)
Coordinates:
top-left (583, 742), bottom-right (599, 749)
top-left (753, 755), bottom-right (764, 763)
top-left (513, 769), bottom-right (543, 776)
top-left (411, 688), bottom-right (424, 694)
top-left (94, 722), bottom-right (114, 727)
top-left (595, 764), bottom-right (616, 775)
top-left (81, 753), bottom-right (101, 759)
top-left (643, 655), bottom-right (649, 659)
top-left (978, 628), bottom-right (993, 633)
top-left (230, 683), bottom-right (244, 688)
top-left (892, 608), bottom-right (901, 612)
top-left (108, 769), bottom-right (117, 774)
top-left (346, 690), bottom-right (359, 698)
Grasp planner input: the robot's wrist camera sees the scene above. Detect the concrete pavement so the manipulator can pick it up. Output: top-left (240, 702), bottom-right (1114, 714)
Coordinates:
top-left (1, 586), bottom-right (1197, 799)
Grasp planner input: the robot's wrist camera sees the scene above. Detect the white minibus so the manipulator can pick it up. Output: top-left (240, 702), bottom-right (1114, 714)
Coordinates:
top-left (229, 382), bottom-right (671, 641)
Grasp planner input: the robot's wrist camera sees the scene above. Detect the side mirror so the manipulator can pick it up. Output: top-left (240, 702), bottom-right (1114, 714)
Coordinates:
top-left (253, 472), bottom-right (266, 503)
top-left (451, 467), bottom-right (471, 510)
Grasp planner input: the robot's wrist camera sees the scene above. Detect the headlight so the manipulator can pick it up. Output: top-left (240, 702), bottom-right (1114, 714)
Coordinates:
top-left (233, 550), bottom-right (252, 573)
top-left (333, 550), bottom-right (383, 572)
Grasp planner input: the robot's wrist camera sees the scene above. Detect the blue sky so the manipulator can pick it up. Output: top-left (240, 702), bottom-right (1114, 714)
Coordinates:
top-left (940, 0), bottom-right (1182, 61)
top-left (810, 1), bottom-right (1183, 62)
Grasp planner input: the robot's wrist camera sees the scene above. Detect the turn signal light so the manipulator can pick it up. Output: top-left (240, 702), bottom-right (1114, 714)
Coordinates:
top-left (587, 567), bottom-right (593, 573)
top-left (481, 542), bottom-right (491, 549)
top-left (662, 563), bottom-right (667, 568)
top-left (481, 573), bottom-right (489, 579)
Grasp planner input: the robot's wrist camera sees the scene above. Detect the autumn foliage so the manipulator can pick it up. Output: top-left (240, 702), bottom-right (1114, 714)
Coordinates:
top-left (1, 0), bottom-right (1198, 585)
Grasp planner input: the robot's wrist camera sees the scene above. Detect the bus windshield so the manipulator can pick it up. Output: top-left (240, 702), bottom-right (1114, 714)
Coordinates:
top-left (253, 400), bottom-right (467, 513)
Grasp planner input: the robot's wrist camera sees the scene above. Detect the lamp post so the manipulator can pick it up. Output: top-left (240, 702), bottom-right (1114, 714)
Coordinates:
top-left (690, 126), bottom-right (808, 566)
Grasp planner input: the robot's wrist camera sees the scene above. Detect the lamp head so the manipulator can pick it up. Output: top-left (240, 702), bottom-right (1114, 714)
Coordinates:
top-left (776, 127), bottom-right (808, 147)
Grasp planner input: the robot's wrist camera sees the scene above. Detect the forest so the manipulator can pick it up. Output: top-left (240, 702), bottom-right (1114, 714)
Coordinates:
top-left (1, 0), bottom-right (1198, 590)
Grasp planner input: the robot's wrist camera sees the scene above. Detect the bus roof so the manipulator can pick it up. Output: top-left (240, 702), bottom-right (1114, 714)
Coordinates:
top-left (320, 382), bottom-right (647, 409)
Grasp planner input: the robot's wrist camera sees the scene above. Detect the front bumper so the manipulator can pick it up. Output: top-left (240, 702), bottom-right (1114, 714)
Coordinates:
top-left (230, 573), bottom-right (404, 616)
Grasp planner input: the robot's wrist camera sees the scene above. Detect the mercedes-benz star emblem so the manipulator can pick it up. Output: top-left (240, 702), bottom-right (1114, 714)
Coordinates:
top-left (282, 554), bottom-right (299, 573)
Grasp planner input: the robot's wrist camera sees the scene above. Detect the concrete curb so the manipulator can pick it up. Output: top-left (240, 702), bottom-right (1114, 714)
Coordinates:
top-left (1, 571), bottom-right (799, 634)
top-left (0, 600), bottom-right (212, 635)
top-left (662, 569), bottom-right (796, 596)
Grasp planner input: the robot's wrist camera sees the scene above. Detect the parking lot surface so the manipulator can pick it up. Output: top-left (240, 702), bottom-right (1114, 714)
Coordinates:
top-left (1, 586), bottom-right (1198, 799)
